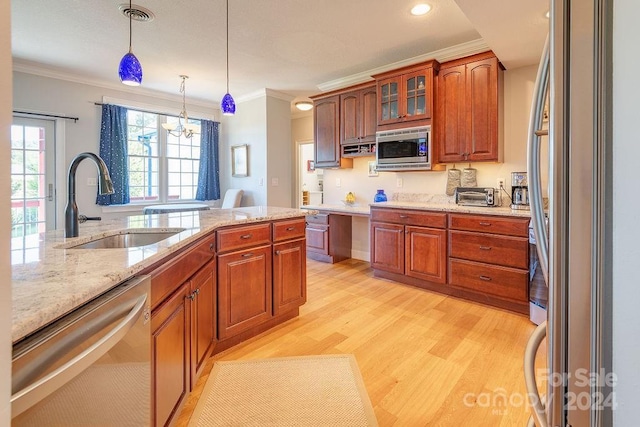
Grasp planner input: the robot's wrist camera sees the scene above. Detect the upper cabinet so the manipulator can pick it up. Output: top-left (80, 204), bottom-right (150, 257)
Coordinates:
top-left (340, 84), bottom-right (377, 145)
top-left (373, 60), bottom-right (439, 130)
top-left (312, 94), bottom-right (352, 169)
top-left (436, 52), bottom-right (503, 163)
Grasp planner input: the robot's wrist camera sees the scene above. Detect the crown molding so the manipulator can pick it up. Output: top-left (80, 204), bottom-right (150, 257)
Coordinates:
top-left (317, 38), bottom-right (491, 92)
top-left (12, 58), bottom-right (219, 110)
top-left (236, 88), bottom-right (295, 104)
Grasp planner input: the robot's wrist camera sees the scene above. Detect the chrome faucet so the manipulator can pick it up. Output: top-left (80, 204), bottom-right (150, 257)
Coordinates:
top-left (64, 152), bottom-right (115, 238)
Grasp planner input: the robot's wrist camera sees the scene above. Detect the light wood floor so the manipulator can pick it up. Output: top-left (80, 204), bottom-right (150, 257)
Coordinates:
top-left (177, 259), bottom-right (547, 426)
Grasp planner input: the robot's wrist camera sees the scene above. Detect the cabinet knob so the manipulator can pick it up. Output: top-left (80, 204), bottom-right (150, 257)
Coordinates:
top-left (186, 292), bottom-right (196, 301)
top-left (240, 234), bottom-right (253, 240)
top-left (479, 275), bottom-right (492, 281)
top-left (275, 250), bottom-right (282, 255)
top-left (209, 243), bottom-right (215, 252)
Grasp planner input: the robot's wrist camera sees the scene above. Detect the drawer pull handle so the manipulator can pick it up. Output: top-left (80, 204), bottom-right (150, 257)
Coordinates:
top-left (479, 222), bottom-right (492, 226)
top-left (242, 253), bottom-right (254, 258)
top-left (399, 215), bottom-right (409, 219)
top-left (209, 243), bottom-right (215, 252)
top-left (479, 275), bottom-right (492, 281)
top-left (286, 227), bottom-right (295, 231)
top-left (240, 234), bottom-right (253, 239)
top-left (479, 246), bottom-right (492, 250)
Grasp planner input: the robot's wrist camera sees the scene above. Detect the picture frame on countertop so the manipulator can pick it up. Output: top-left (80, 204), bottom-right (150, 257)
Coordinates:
top-left (231, 144), bottom-right (248, 177)
top-left (368, 161), bottom-right (378, 177)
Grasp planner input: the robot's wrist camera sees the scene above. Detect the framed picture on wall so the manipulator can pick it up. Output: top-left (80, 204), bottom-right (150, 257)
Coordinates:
top-left (307, 160), bottom-right (315, 172)
top-left (231, 144), bottom-right (248, 177)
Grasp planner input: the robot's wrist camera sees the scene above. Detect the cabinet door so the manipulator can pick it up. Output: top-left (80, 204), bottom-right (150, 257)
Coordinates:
top-left (273, 238), bottom-right (307, 315)
top-left (405, 226), bottom-right (447, 284)
top-left (370, 222), bottom-right (404, 274)
top-left (314, 95), bottom-right (341, 168)
top-left (340, 91), bottom-right (360, 145)
top-left (403, 68), bottom-right (433, 120)
top-left (190, 259), bottom-right (215, 382)
top-left (152, 282), bottom-right (190, 427)
top-left (306, 224), bottom-right (329, 255)
top-left (378, 76), bottom-right (401, 125)
top-left (218, 245), bottom-right (272, 339)
top-left (360, 86), bottom-right (378, 143)
top-left (437, 65), bottom-right (467, 163)
top-left (466, 57), bottom-right (499, 161)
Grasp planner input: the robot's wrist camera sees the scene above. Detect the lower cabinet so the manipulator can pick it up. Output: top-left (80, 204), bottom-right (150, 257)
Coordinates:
top-left (190, 260), bottom-right (216, 381)
top-left (273, 238), bottom-right (307, 315)
top-left (370, 222), bottom-right (404, 274)
top-left (405, 226), bottom-right (447, 284)
top-left (151, 282), bottom-right (190, 427)
top-left (306, 213), bottom-right (352, 263)
top-left (217, 244), bottom-right (273, 340)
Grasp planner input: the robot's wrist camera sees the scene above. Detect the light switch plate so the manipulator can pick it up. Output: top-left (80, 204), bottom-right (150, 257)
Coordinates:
top-left (271, 177), bottom-right (279, 186)
top-left (396, 178), bottom-right (403, 187)
top-left (336, 178), bottom-right (341, 187)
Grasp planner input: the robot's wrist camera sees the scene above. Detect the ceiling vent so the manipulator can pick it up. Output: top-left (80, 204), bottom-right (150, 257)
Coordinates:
top-left (119, 4), bottom-right (155, 22)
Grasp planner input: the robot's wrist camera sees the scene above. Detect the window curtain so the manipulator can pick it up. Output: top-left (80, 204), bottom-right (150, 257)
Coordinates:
top-left (196, 120), bottom-right (221, 201)
top-left (96, 104), bottom-right (130, 205)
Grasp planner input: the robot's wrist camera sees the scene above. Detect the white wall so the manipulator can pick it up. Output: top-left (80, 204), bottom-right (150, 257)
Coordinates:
top-left (266, 95), bottom-right (293, 208)
top-left (12, 72), bottom-right (218, 221)
top-left (314, 65), bottom-right (540, 260)
top-left (222, 96), bottom-right (267, 206)
top-left (1, 0), bottom-right (12, 423)
top-left (612, 0), bottom-right (640, 423)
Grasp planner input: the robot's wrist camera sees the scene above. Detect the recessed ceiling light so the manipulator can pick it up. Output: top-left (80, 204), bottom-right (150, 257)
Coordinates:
top-left (295, 101), bottom-right (313, 111)
top-left (411, 4), bottom-right (431, 16)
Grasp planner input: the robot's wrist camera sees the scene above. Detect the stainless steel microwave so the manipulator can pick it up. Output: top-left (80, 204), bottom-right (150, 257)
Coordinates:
top-left (375, 125), bottom-right (432, 171)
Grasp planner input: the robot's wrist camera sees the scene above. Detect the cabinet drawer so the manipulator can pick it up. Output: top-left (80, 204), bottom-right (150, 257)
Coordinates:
top-left (370, 208), bottom-right (447, 228)
top-left (150, 233), bottom-right (216, 309)
top-left (449, 230), bottom-right (528, 269)
top-left (305, 213), bottom-right (329, 225)
top-left (448, 214), bottom-right (529, 237)
top-left (273, 218), bottom-right (306, 242)
top-left (217, 223), bottom-right (271, 253)
top-left (449, 258), bottom-right (528, 302)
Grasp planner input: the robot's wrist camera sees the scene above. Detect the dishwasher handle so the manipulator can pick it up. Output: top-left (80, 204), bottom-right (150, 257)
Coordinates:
top-left (11, 292), bottom-right (148, 418)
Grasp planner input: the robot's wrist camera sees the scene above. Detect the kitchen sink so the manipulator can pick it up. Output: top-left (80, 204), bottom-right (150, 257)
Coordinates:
top-left (66, 228), bottom-right (185, 249)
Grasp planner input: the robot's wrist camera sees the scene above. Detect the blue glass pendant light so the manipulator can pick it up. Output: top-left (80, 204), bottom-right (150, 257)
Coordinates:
top-left (221, 0), bottom-right (235, 115)
top-left (119, 0), bottom-right (143, 86)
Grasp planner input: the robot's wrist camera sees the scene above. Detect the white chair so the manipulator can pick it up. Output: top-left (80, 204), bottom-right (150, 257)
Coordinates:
top-left (220, 189), bottom-right (243, 208)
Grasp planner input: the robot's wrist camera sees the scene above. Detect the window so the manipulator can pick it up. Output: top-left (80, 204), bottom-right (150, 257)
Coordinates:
top-left (126, 110), bottom-right (201, 203)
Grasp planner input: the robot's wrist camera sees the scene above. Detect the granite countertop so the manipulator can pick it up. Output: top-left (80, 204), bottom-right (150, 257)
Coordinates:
top-left (11, 206), bottom-right (315, 343)
top-left (303, 192), bottom-right (533, 218)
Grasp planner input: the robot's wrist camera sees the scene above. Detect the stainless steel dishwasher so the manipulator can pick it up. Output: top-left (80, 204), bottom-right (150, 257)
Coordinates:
top-left (11, 275), bottom-right (151, 426)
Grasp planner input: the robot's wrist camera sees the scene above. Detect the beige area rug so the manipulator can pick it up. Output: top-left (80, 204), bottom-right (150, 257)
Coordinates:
top-left (189, 354), bottom-right (378, 427)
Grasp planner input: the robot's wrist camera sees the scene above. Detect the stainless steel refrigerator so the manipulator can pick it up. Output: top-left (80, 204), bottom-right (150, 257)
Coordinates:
top-left (525, 0), bottom-right (613, 426)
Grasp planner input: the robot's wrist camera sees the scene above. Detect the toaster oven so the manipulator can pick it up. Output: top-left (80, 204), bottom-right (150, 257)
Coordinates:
top-left (454, 187), bottom-right (499, 207)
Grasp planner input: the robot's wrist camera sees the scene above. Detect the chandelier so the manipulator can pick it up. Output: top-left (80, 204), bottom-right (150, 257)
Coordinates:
top-left (161, 75), bottom-right (200, 138)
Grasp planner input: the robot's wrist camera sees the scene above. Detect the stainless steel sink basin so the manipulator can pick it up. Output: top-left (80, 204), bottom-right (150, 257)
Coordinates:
top-left (67, 229), bottom-right (185, 249)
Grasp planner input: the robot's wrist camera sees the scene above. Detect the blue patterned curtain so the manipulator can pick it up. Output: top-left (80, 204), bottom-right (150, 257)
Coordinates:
top-left (96, 104), bottom-right (130, 205)
top-left (196, 120), bottom-right (221, 201)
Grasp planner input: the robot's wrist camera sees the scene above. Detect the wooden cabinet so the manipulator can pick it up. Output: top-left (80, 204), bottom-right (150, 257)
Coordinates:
top-left (305, 213), bottom-right (352, 263)
top-left (372, 60), bottom-right (439, 130)
top-left (448, 213), bottom-right (530, 313)
top-left (370, 208), bottom-right (447, 286)
top-left (189, 260), bottom-right (215, 382)
top-left (151, 282), bottom-right (190, 427)
top-left (312, 95), bottom-right (353, 169)
top-left (437, 52), bottom-right (503, 163)
top-left (273, 219), bottom-right (307, 315)
top-left (340, 84), bottom-right (377, 156)
top-left (217, 244), bottom-right (272, 340)
top-left (149, 234), bottom-right (216, 427)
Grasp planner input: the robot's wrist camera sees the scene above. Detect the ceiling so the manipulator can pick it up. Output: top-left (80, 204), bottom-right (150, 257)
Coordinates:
top-left (11, 0), bottom-right (549, 110)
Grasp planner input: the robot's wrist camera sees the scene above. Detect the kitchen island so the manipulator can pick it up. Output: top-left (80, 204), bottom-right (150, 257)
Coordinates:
top-left (11, 206), bottom-right (314, 343)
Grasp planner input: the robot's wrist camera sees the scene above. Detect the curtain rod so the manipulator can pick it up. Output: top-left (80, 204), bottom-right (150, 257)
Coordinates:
top-left (13, 110), bottom-right (79, 123)
top-left (94, 102), bottom-right (214, 123)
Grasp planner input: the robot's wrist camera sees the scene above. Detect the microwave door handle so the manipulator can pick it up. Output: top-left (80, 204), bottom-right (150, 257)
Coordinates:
top-left (10, 293), bottom-right (147, 417)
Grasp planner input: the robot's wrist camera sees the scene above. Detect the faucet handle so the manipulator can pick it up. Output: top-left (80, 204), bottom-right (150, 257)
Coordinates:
top-left (78, 215), bottom-right (102, 223)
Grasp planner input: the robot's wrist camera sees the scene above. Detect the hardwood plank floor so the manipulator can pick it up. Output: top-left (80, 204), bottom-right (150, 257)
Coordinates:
top-left (177, 259), bottom-right (547, 426)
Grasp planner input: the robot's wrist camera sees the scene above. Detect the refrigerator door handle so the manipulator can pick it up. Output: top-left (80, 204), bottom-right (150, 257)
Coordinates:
top-left (527, 35), bottom-right (550, 284)
top-left (524, 321), bottom-right (548, 427)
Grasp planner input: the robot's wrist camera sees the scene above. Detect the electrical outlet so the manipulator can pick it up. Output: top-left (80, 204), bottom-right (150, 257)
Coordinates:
top-left (497, 178), bottom-right (506, 189)
top-left (336, 178), bottom-right (341, 187)
top-left (396, 178), bottom-right (403, 188)
top-left (271, 177), bottom-right (279, 186)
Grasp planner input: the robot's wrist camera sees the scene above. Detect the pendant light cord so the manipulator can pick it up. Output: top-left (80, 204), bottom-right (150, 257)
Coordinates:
top-left (226, 0), bottom-right (230, 93)
top-left (128, 0), bottom-right (133, 53)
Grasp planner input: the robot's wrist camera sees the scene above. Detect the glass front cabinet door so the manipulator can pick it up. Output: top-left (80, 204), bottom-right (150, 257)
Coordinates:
top-left (375, 61), bottom-right (437, 127)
